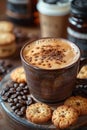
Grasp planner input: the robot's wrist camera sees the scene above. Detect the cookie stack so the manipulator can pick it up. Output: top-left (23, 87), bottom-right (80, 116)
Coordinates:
top-left (0, 21), bottom-right (16, 58)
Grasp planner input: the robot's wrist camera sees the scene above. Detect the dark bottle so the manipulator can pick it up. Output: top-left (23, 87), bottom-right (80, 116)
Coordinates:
top-left (67, 0), bottom-right (87, 58)
top-left (6, 0), bottom-right (37, 26)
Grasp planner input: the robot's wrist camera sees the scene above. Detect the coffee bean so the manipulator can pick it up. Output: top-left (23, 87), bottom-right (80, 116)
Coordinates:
top-left (23, 90), bottom-right (28, 94)
top-left (17, 87), bottom-right (22, 92)
top-left (1, 96), bottom-right (7, 101)
top-left (9, 103), bottom-right (14, 107)
top-left (11, 94), bottom-right (17, 99)
top-left (16, 91), bottom-right (20, 96)
top-left (19, 83), bottom-right (25, 87)
top-left (22, 95), bottom-right (27, 100)
top-left (20, 91), bottom-right (24, 95)
top-left (11, 106), bottom-right (17, 111)
top-left (20, 106), bottom-right (26, 113)
top-left (23, 85), bottom-right (28, 90)
top-left (5, 92), bottom-right (11, 97)
top-left (17, 96), bottom-right (22, 100)
top-left (9, 88), bottom-right (15, 91)
top-left (19, 99), bottom-right (26, 105)
top-left (8, 98), bottom-right (14, 103)
top-left (14, 98), bottom-right (18, 103)
top-left (16, 103), bottom-right (22, 108)
top-left (13, 82), bottom-right (19, 88)
top-left (17, 111), bottom-right (24, 116)
top-left (14, 109), bottom-right (19, 114)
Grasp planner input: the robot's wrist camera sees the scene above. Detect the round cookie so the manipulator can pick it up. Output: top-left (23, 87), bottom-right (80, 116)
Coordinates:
top-left (10, 67), bottom-right (26, 83)
top-left (52, 105), bottom-right (78, 129)
top-left (0, 21), bottom-right (14, 32)
top-left (26, 102), bottom-right (52, 124)
top-left (64, 96), bottom-right (87, 115)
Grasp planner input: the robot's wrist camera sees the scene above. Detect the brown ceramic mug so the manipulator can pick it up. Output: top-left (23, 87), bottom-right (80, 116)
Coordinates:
top-left (20, 38), bottom-right (87, 103)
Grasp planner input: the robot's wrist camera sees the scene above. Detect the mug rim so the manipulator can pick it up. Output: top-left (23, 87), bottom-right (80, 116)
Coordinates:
top-left (20, 37), bottom-right (81, 71)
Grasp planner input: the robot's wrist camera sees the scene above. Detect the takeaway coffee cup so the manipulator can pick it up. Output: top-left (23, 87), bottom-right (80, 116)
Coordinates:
top-left (37, 0), bottom-right (70, 38)
top-left (20, 38), bottom-right (87, 103)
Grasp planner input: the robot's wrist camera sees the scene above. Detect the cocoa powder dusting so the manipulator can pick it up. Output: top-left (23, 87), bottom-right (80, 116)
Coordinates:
top-left (33, 45), bottom-right (65, 64)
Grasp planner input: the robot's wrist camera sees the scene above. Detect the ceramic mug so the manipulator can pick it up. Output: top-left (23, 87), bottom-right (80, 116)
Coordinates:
top-left (20, 38), bottom-right (87, 103)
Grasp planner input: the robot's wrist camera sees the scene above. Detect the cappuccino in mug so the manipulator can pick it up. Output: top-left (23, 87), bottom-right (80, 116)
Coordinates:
top-left (21, 38), bottom-right (80, 103)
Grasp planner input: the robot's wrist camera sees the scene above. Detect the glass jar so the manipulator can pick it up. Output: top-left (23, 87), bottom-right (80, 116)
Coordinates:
top-left (67, 0), bottom-right (87, 58)
top-left (6, 0), bottom-right (35, 26)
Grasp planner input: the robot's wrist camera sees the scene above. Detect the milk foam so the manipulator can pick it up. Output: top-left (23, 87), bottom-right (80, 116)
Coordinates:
top-left (23, 38), bottom-right (80, 70)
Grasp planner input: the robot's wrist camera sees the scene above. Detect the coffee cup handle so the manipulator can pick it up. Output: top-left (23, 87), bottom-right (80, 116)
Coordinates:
top-left (76, 58), bottom-right (87, 85)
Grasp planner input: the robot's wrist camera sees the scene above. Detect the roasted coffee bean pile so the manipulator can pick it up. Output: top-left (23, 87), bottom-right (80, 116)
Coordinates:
top-left (0, 80), bottom-right (34, 117)
top-left (0, 60), bottom-right (12, 81)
